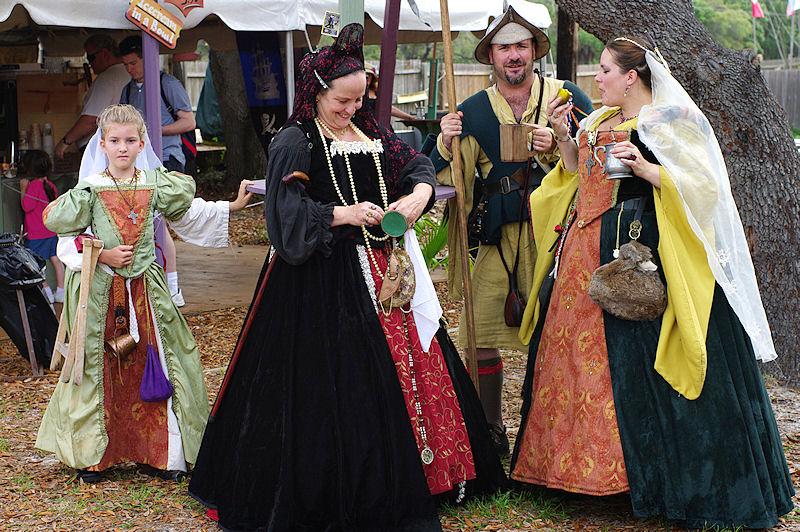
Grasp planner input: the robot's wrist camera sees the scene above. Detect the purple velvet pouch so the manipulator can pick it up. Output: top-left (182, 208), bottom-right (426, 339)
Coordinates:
top-left (140, 344), bottom-right (173, 402)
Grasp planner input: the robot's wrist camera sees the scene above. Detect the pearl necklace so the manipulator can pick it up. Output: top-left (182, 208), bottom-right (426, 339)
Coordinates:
top-left (315, 118), bottom-right (390, 273)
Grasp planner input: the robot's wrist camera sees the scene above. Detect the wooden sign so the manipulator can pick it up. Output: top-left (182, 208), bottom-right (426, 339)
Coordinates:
top-left (163, 0), bottom-right (204, 17)
top-left (125, 0), bottom-right (184, 49)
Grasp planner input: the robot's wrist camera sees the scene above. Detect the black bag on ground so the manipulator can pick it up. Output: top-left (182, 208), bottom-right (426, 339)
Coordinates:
top-left (0, 233), bottom-right (56, 367)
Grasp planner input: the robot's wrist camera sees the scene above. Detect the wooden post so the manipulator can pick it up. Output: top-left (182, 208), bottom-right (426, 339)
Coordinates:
top-left (16, 290), bottom-right (42, 377)
top-left (427, 43), bottom-right (439, 119)
top-left (438, 0), bottom-right (479, 393)
top-left (142, 32), bottom-right (162, 159)
top-left (556, 7), bottom-right (579, 82)
top-left (376, 0), bottom-right (401, 127)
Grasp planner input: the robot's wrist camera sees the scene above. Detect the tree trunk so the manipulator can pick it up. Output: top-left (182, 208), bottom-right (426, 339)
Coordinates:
top-left (557, 0), bottom-right (800, 381)
top-left (209, 48), bottom-right (267, 190)
top-left (556, 7), bottom-right (579, 82)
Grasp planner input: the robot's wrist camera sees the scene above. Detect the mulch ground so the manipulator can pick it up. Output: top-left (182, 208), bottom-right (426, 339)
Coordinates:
top-left (2, 220), bottom-right (799, 530)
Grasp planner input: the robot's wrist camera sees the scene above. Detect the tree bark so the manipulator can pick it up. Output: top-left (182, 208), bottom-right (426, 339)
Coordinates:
top-left (209, 48), bottom-right (267, 190)
top-left (557, 0), bottom-right (800, 380)
top-left (556, 7), bottom-right (579, 82)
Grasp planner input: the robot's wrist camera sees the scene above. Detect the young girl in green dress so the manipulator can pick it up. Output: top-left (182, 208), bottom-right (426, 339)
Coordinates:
top-left (36, 104), bottom-right (252, 483)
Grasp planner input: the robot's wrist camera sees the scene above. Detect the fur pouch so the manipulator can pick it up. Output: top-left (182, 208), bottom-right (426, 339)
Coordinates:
top-left (588, 240), bottom-right (667, 321)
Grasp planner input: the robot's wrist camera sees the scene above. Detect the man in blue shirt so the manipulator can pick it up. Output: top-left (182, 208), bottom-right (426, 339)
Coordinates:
top-left (118, 36), bottom-right (196, 173)
top-left (118, 36), bottom-right (197, 307)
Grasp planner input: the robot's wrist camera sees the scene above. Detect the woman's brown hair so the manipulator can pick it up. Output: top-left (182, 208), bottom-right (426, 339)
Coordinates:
top-left (605, 36), bottom-right (654, 90)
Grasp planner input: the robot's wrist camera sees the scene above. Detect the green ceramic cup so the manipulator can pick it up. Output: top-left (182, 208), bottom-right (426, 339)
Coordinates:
top-left (381, 210), bottom-right (408, 237)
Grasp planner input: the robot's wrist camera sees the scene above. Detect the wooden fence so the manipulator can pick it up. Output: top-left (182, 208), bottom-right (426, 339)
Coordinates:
top-left (762, 69), bottom-right (800, 129)
top-left (179, 59), bottom-right (207, 112)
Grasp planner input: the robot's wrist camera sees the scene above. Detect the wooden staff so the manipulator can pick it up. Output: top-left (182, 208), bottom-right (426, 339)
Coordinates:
top-left (438, 0), bottom-right (479, 394)
top-left (60, 238), bottom-right (103, 385)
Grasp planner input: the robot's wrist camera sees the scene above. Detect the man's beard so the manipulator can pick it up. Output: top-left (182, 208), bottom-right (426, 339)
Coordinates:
top-left (494, 61), bottom-right (532, 85)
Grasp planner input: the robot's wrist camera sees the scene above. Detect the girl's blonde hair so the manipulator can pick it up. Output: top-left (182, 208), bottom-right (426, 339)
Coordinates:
top-left (97, 104), bottom-right (147, 139)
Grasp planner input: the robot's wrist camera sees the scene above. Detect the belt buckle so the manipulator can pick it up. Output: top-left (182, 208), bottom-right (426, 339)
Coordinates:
top-left (499, 175), bottom-right (512, 194)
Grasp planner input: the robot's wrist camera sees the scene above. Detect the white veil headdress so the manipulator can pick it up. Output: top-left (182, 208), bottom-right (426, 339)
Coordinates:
top-left (637, 49), bottom-right (777, 362)
top-left (79, 128), bottom-right (163, 179)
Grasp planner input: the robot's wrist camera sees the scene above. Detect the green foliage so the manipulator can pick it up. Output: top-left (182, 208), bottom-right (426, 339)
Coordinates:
top-left (414, 214), bottom-right (449, 269)
top-left (693, 0), bottom-right (755, 50)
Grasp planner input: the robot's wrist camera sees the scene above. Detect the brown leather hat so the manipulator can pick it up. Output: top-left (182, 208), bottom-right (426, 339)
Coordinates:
top-left (474, 6), bottom-right (550, 65)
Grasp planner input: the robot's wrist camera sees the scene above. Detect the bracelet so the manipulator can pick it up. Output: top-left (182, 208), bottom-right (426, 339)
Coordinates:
top-left (553, 131), bottom-right (571, 143)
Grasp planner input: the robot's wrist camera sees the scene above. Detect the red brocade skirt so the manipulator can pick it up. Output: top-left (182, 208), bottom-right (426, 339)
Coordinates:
top-left (370, 249), bottom-right (476, 495)
top-left (90, 276), bottom-right (170, 471)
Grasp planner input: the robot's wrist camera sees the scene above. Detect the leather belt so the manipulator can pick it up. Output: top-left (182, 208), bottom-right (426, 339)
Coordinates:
top-left (483, 168), bottom-right (534, 196)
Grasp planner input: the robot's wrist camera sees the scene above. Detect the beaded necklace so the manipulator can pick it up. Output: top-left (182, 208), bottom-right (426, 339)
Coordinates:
top-left (317, 118), bottom-right (435, 468)
top-left (315, 117), bottom-right (390, 273)
top-left (102, 167), bottom-right (142, 225)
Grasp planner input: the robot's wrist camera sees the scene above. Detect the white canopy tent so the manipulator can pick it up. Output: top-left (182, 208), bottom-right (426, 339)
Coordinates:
top-left (1, 0), bottom-right (551, 53)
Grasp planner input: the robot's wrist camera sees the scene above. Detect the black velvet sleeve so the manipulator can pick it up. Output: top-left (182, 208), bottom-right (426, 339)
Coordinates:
top-left (266, 126), bottom-right (336, 265)
top-left (393, 154), bottom-right (437, 215)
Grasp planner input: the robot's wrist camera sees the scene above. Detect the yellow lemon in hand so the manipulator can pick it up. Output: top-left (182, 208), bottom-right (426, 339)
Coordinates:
top-left (557, 88), bottom-right (573, 104)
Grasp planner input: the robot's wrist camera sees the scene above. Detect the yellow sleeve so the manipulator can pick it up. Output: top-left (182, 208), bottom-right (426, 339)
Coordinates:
top-left (518, 160), bottom-right (579, 344)
top-left (653, 167), bottom-right (715, 399)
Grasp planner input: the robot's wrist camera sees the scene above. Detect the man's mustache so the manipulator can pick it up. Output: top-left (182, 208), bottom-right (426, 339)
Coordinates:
top-left (505, 61), bottom-right (525, 68)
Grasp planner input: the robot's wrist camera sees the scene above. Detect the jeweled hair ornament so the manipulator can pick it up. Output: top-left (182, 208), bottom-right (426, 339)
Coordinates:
top-left (612, 37), bottom-right (670, 72)
top-left (314, 70), bottom-right (329, 90)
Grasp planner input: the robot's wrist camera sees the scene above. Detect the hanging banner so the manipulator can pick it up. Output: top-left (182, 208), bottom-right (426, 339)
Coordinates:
top-left (235, 31), bottom-right (288, 155)
top-left (126, 0), bottom-right (184, 49)
top-left (164, 0), bottom-right (205, 17)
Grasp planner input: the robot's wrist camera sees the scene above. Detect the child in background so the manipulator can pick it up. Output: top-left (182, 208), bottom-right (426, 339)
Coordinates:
top-left (19, 150), bottom-right (65, 303)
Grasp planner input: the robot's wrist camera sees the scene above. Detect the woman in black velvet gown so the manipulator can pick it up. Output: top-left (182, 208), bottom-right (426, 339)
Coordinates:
top-left (188, 24), bottom-right (503, 531)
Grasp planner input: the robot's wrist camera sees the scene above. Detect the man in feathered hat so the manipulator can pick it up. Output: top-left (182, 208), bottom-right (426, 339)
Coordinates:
top-left (430, 6), bottom-right (594, 455)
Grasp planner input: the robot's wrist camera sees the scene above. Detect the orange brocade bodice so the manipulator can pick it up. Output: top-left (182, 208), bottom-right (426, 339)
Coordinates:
top-left (510, 128), bottom-right (631, 495)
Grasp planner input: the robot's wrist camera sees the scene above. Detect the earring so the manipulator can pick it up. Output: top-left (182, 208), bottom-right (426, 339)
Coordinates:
top-left (624, 85), bottom-right (630, 97)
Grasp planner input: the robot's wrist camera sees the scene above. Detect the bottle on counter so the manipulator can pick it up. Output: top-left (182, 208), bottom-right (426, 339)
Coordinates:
top-left (42, 123), bottom-right (55, 163)
top-left (29, 123), bottom-right (43, 150)
top-left (18, 129), bottom-right (29, 152)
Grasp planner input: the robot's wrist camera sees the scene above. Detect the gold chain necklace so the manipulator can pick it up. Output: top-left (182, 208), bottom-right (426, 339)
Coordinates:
top-left (315, 118), bottom-right (390, 273)
top-left (103, 167), bottom-right (142, 225)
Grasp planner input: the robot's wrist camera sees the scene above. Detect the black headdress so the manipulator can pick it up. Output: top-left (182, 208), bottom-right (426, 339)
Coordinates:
top-left (288, 23), bottom-right (419, 196)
